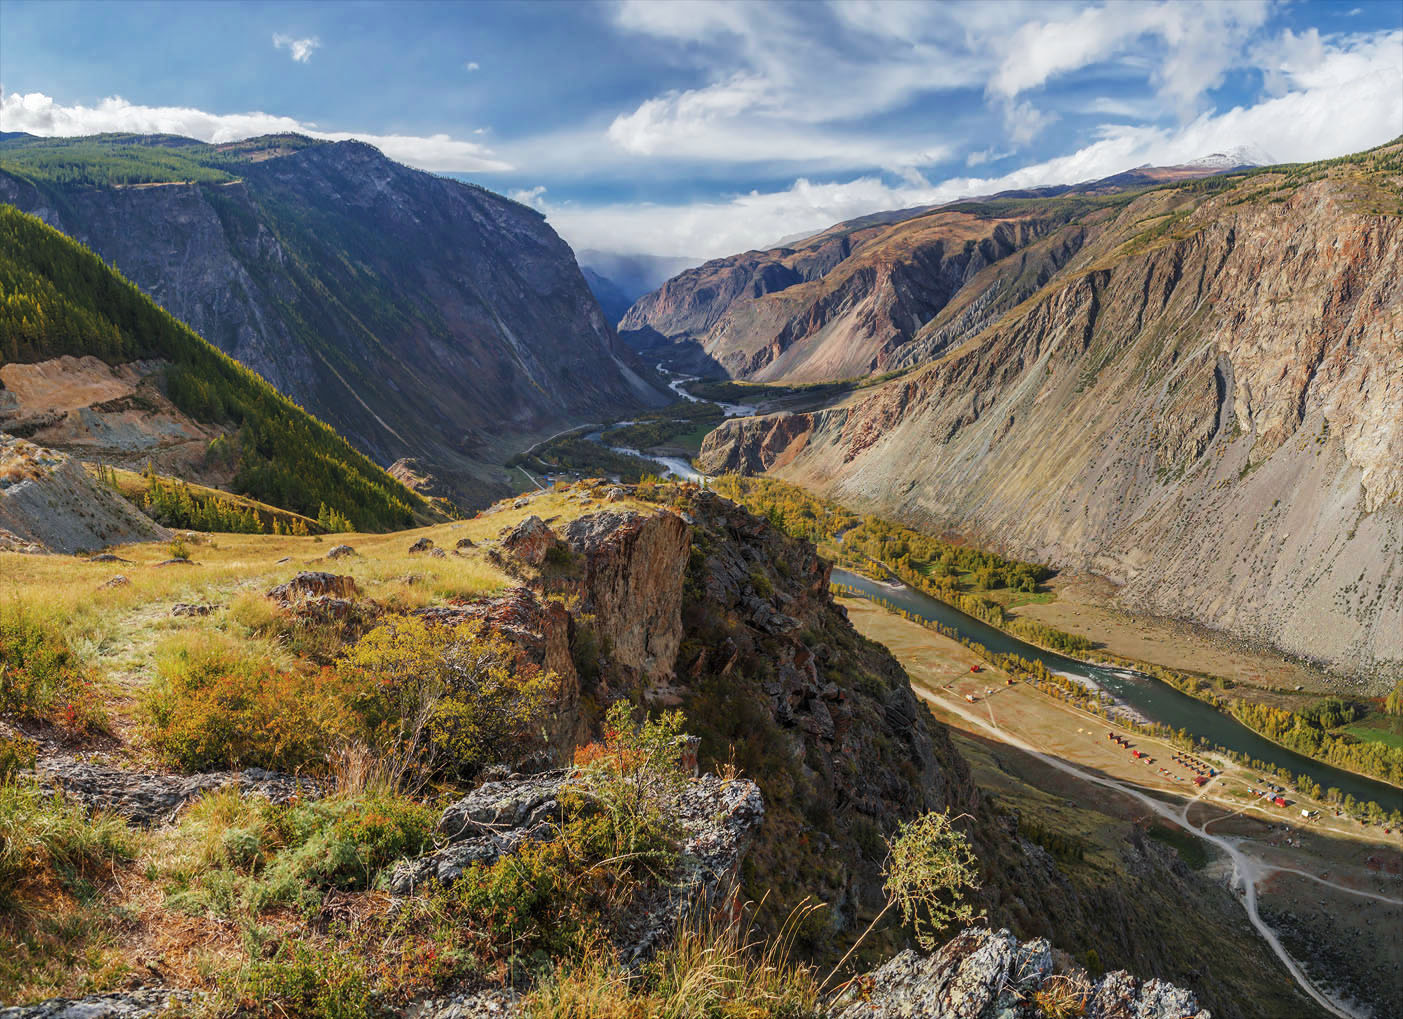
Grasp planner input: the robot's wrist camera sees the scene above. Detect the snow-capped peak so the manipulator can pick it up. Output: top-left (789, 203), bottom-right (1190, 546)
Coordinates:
top-left (1182, 144), bottom-right (1277, 170)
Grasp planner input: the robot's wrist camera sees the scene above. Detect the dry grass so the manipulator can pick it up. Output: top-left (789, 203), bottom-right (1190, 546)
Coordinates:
top-left (530, 903), bottom-right (826, 1019)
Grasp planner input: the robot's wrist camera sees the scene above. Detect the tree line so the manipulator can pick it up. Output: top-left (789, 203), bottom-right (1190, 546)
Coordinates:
top-left (0, 205), bottom-right (422, 531)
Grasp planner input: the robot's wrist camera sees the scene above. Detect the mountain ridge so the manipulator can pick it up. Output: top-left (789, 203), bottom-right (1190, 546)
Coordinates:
top-left (0, 132), bottom-right (667, 508)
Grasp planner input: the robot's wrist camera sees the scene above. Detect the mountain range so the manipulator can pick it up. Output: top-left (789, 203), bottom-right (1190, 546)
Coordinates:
top-left (690, 140), bottom-right (1403, 687)
top-left (0, 132), bottom-right (666, 508)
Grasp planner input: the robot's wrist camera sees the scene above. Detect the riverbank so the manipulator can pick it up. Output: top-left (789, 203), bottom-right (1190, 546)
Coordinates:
top-left (842, 597), bottom-right (1403, 1019)
top-left (833, 567), bottom-right (1403, 818)
top-left (1020, 571), bottom-right (1336, 698)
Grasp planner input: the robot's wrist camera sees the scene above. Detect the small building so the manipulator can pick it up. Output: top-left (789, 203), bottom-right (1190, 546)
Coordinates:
top-left (1273, 796), bottom-right (1287, 807)
top-left (1194, 776), bottom-right (1209, 787)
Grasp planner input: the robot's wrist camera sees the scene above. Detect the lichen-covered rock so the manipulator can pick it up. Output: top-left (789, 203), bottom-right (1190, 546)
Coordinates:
top-left (408, 536), bottom-right (435, 555)
top-left (170, 603), bottom-right (212, 617)
top-left (326, 543), bottom-right (356, 559)
top-left (499, 515), bottom-right (561, 567)
top-left (455, 536), bottom-right (475, 550)
top-left (386, 767), bottom-right (764, 965)
top-left (386, 772), bottom-right (565, 893)
top-left (100, 575), bottom-right (130, 589)
top-left (833, 928), bottom-right (1208, 1019)
top-left (0, 989), bottom-right (194, 1018)
top-left (267, 571), bottom-right (360, 602)
top-left (406, 989), bottom-right (520, 1019)
top-left (37, 756), bottom-right (323, 826)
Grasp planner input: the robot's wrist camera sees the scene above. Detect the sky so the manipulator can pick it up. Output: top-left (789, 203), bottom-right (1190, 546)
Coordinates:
top-left (2, 0), bottom-right (1401, 260)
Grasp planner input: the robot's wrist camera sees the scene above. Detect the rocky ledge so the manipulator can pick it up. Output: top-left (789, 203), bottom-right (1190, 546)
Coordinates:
top-left (834, 927), bottom-right (1209, 1019)
top-left (36, 756), bottom-right (323, 826)
top-left (387, 768), bottom-right (763, 963)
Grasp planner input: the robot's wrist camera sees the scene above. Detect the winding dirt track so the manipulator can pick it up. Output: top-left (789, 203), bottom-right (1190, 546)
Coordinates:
top-left (920, 686), bottom-right (1368, 1019)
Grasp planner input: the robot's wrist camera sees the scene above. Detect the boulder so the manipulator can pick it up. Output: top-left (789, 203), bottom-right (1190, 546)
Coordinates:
top-left (499, 515), bottom-right (561, 567)
top-left (266, 571), bottom-right (360, 602)
top-left (455, 536), bottom-right (476, 550)
top-left (37, 756), bottom-right (323, 826)
top-left (170, 603), bottom-right (213, 617)
top-left (0, 989), bottom-right (194, 1018)
top-left (326, 544), bottom-right (356, 559)
top-left (100, 575), bottom-right (130, 589)
top-left (832, 928), bottom-right (1209, 1019)
top-left (387, 766), bottom-right (764, 968)
top-left (408, 537), bottom-right (435, 555)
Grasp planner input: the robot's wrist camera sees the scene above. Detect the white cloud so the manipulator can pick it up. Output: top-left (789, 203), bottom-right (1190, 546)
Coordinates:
top-left (465, 61), bottom-right (480, 71)
top-left (0, 92), bottom-right (514, 173)
top-left (542, 29), bottom-right (1403, 257)
top-left (273, 33), bottom-right (320, 63)
top-left (989, 2), bottom-right (1271, 117)
top-left (509, 185), bottom-right (548, 209)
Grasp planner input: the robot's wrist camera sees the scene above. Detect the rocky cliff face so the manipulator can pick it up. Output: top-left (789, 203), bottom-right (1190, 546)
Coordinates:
top-left (617, 162), bottom-right (1257, 385)
top-left (0, 136), bottom-right (666, 507)
top-left (621, 210), bottom-right (1082, 383)
top-left (701, 156), bottom-right (1403, 688)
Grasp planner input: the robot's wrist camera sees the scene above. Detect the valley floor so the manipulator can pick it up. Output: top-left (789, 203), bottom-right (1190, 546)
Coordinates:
top-left (1016, 572), bottom-right (1337, 699)
top-left (841, 599), bottom-right (1403, 1019)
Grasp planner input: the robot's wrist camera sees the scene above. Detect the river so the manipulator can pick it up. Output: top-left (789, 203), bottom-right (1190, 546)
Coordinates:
top-left (582, 370), bottom-right (1403, 814)
top-left (587, 366), bottom-right (751, 483)
top-left (832, 568), bottom-right (1403, 813)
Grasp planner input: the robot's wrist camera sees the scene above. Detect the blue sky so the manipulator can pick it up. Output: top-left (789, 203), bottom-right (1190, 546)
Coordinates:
top-left (2, 0), bottom-right (1400, 257)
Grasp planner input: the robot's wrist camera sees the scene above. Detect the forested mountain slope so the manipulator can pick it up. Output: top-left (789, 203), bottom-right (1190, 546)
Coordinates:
top-left (700, 141), bottom-right (1403, 687)
top-left (0, 205), bottom-right (429, 530)
top-left (0, 133), bottom-right (666, 507)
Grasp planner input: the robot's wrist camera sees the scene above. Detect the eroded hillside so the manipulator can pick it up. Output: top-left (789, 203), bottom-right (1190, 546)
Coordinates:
top-left (701, 145), bottom-right (1403, 688)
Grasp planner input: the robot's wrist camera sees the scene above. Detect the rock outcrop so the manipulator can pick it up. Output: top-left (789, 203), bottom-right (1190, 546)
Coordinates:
top-left (834, 928), bottom-right (1208, 1019)
top-left (36, 756), bottom-right (322, 826)
top-left (0, 434), bottom-right (168, 553)
top-left (386, 766), bottom-right (764, 963)
top-left (563, 509), bottom-right (690, 685)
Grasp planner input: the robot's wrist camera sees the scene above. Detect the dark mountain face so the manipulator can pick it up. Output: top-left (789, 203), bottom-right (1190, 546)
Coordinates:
top-left (581, 267), bottom-right (635, 326)
top-left (0, 136), bottom-right (666, 507)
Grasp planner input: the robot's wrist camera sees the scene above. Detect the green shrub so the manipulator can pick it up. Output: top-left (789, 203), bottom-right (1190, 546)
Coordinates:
top-left (142, 635), bottom-right (356, 772)
top-left (567, 701), bottom-right (688, 872)
top-left (223, 940), bottom-right (382, 1019)
top-left (883, 810), bottom-right (982, 951)
top-left (340, 615), bottom-right (555, 782)
top-left (0, 602), bottom-right (106, 732)
top-left (161, 790), bottom-right (436, 918)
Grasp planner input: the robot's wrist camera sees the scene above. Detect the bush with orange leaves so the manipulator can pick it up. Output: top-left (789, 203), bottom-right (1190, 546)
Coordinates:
top-left (565, 701), bottom-right (689, 876)
top-left (142, 634), bottom-right (358, 772)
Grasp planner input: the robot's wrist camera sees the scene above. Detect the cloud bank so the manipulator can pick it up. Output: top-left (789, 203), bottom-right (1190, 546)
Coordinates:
top-left (0, 92), bottom-right (511, 173)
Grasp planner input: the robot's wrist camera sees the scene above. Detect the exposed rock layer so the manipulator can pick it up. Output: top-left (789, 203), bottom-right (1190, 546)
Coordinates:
top-left (701, 172), bottom-right (1403, 687)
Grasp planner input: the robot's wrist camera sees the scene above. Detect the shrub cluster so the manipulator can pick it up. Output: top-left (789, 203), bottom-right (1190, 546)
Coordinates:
top-left (0, 602), bottom-right (106, 733)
